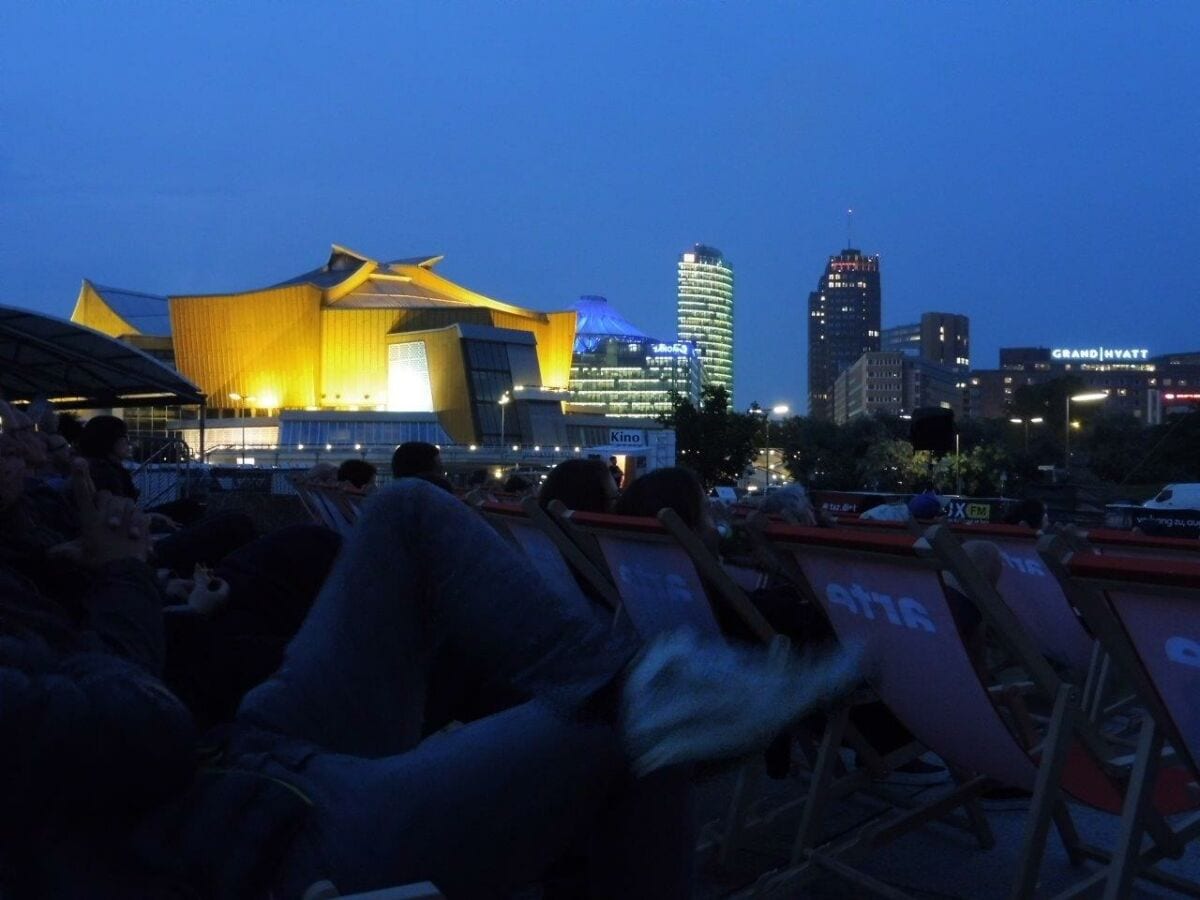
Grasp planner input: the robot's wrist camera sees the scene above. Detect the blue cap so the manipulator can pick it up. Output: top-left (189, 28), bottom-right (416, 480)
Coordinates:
top-left (908, 492), bottom-right (944, 519)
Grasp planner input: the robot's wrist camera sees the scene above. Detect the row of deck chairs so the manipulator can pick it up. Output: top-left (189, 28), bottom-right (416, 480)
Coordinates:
top-left (306, 483), bottom-right (1200, 898)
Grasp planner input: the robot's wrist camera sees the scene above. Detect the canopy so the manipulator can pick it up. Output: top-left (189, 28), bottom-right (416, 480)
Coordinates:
top-left (0, 304), bottom-right (203, 408)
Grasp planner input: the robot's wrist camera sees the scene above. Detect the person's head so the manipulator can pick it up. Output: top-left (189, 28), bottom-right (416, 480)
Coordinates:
top-left (907, 491), bottom-right (944, 520)
top-left (539, 458), bottom-right (618, 513)
top-left (55, 411), bottom-right (84, 446)
top-left (759, 484), bottom-right (817, 525)
top-left (79, 415), bottom-right (130, 461)
top-left (391, 441), bottom-right (442, 479)
top-left (336, 459), bottom-right (377, 492)
top-left (614, 466), bottom-right (707, 531)
top-left (609, 456), bottom-right (618, 466)
top-left (1004, 498), bottom-right (1048, 531)
top-left (503, 473), bottom-right (533, 496)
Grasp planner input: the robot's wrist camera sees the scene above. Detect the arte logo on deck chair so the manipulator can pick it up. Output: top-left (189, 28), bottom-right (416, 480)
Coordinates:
top-left (824, 583), bottom-right (936, 633)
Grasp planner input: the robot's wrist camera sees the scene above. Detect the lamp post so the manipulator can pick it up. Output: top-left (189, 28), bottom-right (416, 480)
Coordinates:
top-left (228, 392), bottom-right (245, 462)
top-left (1064, 392), bottom-right (1108, 470)
top-left (755, 404), bottom-right (789, 492)
top-left (1009, 416), bottom-right (1044, 452)
top-left (498, 392), bottom-right (511, 456)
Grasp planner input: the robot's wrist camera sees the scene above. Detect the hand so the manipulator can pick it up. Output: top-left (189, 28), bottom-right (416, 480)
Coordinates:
top-left (71, 458), bottom-right (150, 566)
top-left (186, 565), bottom-right (230, 616)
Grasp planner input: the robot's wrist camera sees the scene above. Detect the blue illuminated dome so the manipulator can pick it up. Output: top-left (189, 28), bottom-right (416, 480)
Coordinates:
top-left (572, 295), bottom-right (651, 352)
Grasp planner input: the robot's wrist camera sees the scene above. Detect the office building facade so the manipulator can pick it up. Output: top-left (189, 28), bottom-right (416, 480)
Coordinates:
top-left (807, 248), bottom-right (881, 420)
top-left (569, 295), bottom-right (703, 417)
top-left (677, 244), bottom-right (734, 398)
top-left (832, 351), bottom-right (961, 424)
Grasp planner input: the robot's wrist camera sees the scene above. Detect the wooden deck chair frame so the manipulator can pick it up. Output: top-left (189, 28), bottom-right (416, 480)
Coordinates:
top-left (745, 522), bottom-right (1190, 900)
top-left (472, 499), bottom-right (620, 611)
top-left (543, 503), bottom-right (801, 863)
top-left (1037, 536), bottom-right (1200, 899)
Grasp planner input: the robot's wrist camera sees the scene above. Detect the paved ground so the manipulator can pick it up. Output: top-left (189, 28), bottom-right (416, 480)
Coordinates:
top-left (692, 764), bottom-right (1200, 898)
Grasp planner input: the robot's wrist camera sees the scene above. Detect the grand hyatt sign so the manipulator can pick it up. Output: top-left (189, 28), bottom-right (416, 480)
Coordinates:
top-left (1051, 347), bottom-right (1150, 361)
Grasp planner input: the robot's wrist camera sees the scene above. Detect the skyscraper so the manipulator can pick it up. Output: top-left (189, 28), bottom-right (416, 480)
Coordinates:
top-left (677, 244), bottom-right (734, 398)
top-left (807, 248), bottom-right (881, 419)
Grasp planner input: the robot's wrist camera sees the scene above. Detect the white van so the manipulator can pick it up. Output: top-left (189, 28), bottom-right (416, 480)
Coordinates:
top-left (1143, 484), bottom-right (1200, 510)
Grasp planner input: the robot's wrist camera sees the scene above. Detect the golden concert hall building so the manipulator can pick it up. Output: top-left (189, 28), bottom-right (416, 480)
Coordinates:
top-left (70, 245), bottom-right (580, 449)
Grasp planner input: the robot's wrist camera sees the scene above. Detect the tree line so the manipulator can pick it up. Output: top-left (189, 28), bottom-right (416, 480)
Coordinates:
top-left (662, 382), bottom-right (1200, 494)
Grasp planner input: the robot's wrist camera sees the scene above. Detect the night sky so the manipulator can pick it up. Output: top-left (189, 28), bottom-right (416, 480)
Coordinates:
top-left (2, 2), bottom-right (1197, 412)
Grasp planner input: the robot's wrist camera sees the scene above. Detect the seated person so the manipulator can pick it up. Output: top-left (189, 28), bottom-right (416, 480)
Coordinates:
top-left (539, 458), bottom-right (618, 513)
top-left (336, 458), bottom-right (377, 494)
top-left (1, 470), bottom-right (860, 898)
top-left (391, 441), bottom-right (453, 492)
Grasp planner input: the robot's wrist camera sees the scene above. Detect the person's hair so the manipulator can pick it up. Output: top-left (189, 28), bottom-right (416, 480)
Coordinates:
top-left (503, 474), bottom-right (532, 494)
top-left (55, 411), bottom-right (84, 445)
top-left (1004, 498), bottom-right (1046, 530)
top-left (609, 456), bottom-right (618, 465)
top-left (614, 466), bottom-right (705, 530)
top-left (391, 441), bottom-right (440, 478)
top-left (907, 491), bottom-right (943, 520)
top-left (336, 459), bottom-right (377, 489)
top-left (760, 484), bottom-right (815, 524)
top-left (78, 415), bottom-right (128, 458)
top-left (539, 459), bottom-right (613, 513)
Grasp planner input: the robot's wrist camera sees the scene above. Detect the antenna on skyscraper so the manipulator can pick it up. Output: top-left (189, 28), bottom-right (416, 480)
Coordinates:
top-left (846, 207), bottom-right (854, 249)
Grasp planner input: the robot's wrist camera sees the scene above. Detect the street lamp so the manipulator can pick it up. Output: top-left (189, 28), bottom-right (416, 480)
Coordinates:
top-left (498, 392), bottom-right (511, 454)
top-left (1064, 392), bottom-right (1108, 470)
top-left (753, 404), bottom-right (789, 492)
top-left (1009, 416), bottom-right (1044, 452)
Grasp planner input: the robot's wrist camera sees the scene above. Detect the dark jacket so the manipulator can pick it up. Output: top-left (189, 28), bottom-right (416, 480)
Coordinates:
top-left (85, 456), bottom-right (139, 500)
top-left (0, 561), bottom-right (308, 898)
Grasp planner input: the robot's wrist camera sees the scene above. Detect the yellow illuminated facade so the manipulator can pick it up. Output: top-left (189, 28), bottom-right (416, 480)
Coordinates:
top-left (69, 246), bottom-right (579, 445)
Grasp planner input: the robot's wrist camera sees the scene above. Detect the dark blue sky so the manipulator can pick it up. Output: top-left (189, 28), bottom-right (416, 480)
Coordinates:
top-left (3, 2), bottom-right (1197, 411)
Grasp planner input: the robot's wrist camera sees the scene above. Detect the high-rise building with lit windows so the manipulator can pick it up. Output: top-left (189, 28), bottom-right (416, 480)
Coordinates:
top-left (807, 248), bottom-right (881, 420)
top-left (676, 244), bottom-right (734, 398)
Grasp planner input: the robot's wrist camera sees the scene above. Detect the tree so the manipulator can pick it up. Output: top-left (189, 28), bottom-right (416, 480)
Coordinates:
top-left (661, 385), bottom-right (760, 488)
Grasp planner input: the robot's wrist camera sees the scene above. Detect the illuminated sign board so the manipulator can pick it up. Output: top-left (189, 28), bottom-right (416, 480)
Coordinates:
top-left (608, 429), bottom-right (646, 446)
top-left (651, 342), bottom-right (694, 356)
top-left (1051, 347), bottom-right (1149, 361)
top-left (1164, 393), bottom-right (1200, 402)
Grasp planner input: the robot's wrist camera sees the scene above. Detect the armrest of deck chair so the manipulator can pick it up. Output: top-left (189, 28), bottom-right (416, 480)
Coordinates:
top-left (520, 497), bottom-right (621, 610)
top-left (303, 880), bottom-right (443, 899)
top-left (657, 506), bottom-right (777, 645)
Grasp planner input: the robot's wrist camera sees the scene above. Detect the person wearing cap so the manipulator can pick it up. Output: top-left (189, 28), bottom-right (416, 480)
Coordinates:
top-left (907, 490), bottom-right (945, 521)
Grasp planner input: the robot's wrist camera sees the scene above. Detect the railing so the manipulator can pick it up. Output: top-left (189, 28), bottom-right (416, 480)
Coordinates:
top-left (131, 437), bottom-right (192, 507)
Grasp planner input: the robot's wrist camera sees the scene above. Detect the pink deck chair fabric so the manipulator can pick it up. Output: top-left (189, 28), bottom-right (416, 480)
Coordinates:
top-left (772, 528), bottom-right (1040, 790)
top-left (568, 512), bottom-right (723, 641)
top-left (954, 523), bottom-right (1095, 672)
top-left (478, 504), bottom-right (591, 607)
top-left (1071, 554), bottom-right (1200, 777)
top-left (770, 525), bottom-right (1197, 816)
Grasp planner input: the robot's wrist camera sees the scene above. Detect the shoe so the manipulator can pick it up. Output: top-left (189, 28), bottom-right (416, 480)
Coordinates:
top-left (620, 631), bottom-right (863, 776)
top-left (981, 786), bottom-right (1032, 810)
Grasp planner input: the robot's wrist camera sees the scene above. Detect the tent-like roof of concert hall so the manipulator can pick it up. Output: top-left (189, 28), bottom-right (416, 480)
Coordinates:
top-left (0, 304), bottom-right (204, 408)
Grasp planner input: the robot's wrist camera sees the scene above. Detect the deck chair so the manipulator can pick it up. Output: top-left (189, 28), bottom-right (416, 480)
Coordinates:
top-left (308, 484), bottom-right (357, 537)
top-left (544, 505), bottom-right (793, 862)
top-left (290, 475), bottom-right (326, 525)
top-left (952, 522), bottom-right (1095, 675)
top-left (1039, 544), bottom-right (1200, 898)
top-left (304, 880), bottom-right (442, 899)
top-left (749, 522), bottom-right (1199, 899)
top-left (476, 499), bottom-right (619, 611)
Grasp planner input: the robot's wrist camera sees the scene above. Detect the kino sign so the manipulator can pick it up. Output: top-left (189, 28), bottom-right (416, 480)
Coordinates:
top-left (1051, 347), bottom-right (1149, 361)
